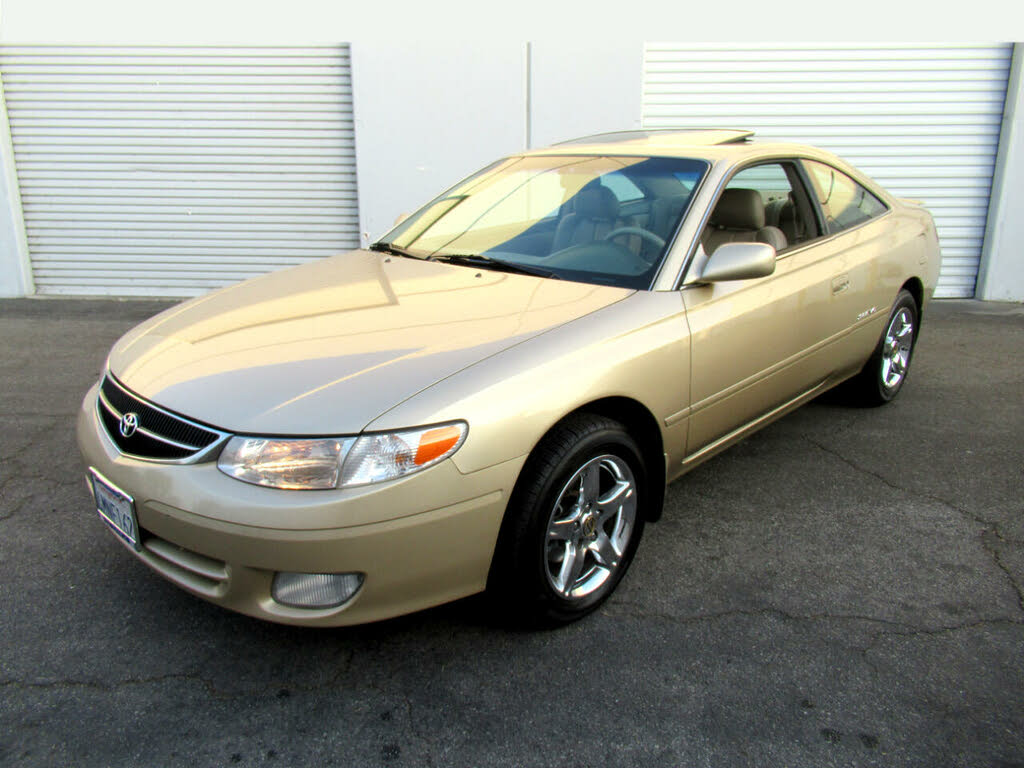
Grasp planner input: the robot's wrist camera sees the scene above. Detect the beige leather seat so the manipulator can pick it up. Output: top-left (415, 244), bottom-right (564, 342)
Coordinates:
top-left (765, 193), bottom-right (805, 245)
top-left (702, 188), bottom-right (788, 254)
top-left (552, 184), bottom-right (619, 252)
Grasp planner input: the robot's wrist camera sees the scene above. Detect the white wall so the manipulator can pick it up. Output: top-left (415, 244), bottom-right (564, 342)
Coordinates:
top-left (0, 80), bottom-right (32, 297)
top-left (528, 43), bottom-right (642, 148)
top-left (977, 44), bottom-right (1024, 302)
top-left (350, 42), bottom-right (528, 245)
top-left (351, 42), bottom-right (644, 246)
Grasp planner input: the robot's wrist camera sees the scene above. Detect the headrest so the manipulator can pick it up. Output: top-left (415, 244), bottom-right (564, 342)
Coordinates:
top-left (573, 184), bottom-right (619, 220)
top-left (710, 188), bottom-right (765, 230)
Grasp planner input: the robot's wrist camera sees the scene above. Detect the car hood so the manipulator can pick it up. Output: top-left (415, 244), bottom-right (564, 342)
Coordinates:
top-left (109, 250), bottom-right (632, 434)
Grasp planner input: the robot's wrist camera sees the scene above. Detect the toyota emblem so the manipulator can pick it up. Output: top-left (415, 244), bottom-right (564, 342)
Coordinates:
top-left (119, 412), bottom-right (139, 438)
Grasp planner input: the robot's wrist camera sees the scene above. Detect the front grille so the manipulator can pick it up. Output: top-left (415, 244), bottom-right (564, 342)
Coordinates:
top-left (97, 375), bottom-right (225, 461)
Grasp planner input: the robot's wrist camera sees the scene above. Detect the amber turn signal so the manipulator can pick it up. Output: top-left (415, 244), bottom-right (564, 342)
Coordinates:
top-left (415, 425), bottom-right (464, 465)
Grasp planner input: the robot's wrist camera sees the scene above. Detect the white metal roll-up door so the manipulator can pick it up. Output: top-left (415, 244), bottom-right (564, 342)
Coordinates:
top-left (0, 45), bottom-right (359, 297)
top-left (642, 43), bottom-right (1013, 298)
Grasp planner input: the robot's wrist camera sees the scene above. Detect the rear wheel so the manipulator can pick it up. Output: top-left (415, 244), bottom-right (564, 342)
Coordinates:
top-left (839, 289), bottom-right (918, 406)
top-left (488, 413), bottom-right (647, 627)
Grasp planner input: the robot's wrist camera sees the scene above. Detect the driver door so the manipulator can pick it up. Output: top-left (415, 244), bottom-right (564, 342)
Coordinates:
top-left (682, 161), bottom-right (834, 462)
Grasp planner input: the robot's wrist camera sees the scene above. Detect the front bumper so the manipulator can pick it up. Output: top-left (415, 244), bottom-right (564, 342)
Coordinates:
top-left (76, 382), bottom-right (524, 626)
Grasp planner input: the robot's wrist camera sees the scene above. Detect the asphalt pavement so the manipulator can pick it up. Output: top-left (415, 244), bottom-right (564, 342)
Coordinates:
top-left (0, 297), bottom-right (1021, 767)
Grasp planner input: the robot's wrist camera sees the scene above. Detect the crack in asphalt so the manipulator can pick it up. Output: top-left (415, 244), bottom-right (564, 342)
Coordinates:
top-left (988, 543), bottom-right (1024, 615)
top-left (801, 434), bottom-right (986, 524)
top-left (402, 692), bottom-right (437, 768)
top-left (604, 603), bottom-right (1022, 635)
top-left (0, 487), bottom-right (60, 523)
top-left (0, 673), bottom-right (228, 698)
top-left (0, 646), bottom-right (359, 702)
top-left (606, 603), bottom-right (908, 629)
top-left (0, 418), bottom-right (64, 461)
top-left (604, 602), bottom-right (1023, 676)
top-left (0, 475), bottom-right (17, 497)
top-left (858, 615), bottom-right (1024, 661)
top-left (0, 465), bottom-right (65, 489)
top-left (801, 434), bottom-right (1024, 617)
top-left (0, 496), bottom-right (30, 523)
top-left (0, 456), bottom-right (84, 524)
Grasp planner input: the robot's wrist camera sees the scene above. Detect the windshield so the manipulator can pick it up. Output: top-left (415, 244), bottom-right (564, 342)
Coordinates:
top-left (378, 154), bottom-right (709, 289)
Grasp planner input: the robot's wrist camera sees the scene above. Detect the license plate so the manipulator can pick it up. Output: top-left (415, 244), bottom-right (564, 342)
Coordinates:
top-left (89, 469), bottom-right (140, 550)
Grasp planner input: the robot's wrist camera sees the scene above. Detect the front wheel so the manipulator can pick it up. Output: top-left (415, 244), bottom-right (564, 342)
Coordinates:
top-left (839, 289), bottom-right (919, 406)
top-left (488, 413), bottom-right (647, 627)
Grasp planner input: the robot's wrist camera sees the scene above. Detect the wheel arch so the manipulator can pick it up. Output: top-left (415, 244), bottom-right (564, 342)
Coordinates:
top-left (568, 396), bottom-right (667, 523)
top-left (900, 276), bottom-right (924, 325)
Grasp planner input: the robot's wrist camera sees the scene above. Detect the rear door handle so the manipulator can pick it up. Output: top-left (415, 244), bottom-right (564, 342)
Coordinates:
top-left (831, 274), bottom-right (850, 295)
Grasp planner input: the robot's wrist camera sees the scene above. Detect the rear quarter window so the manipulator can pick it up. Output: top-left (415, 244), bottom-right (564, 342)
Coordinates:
top-left (804, 160), bottom-right (888, 234)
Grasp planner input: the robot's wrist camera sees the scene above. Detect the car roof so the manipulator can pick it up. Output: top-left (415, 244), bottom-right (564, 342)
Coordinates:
top-left (520, 129), bottom-right (821, 164)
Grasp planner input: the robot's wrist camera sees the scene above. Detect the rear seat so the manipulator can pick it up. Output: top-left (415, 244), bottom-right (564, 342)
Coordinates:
top-left (765, 192), bottom-right (804, 246)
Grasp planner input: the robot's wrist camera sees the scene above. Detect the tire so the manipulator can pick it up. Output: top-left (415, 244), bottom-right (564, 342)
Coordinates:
top-left (488, 413), bottom-right (648, 627)
top-left (838, 289), bottom-right (919, 407)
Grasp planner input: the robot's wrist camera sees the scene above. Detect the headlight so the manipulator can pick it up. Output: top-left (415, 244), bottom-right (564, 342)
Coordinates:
top-left (217, 422), bottom-right (467, 490)
top-left (217, 436), bottom-right (356, 490)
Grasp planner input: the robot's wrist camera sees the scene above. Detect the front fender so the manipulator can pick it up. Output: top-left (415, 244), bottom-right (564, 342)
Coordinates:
top-left (365, 291), bottom-right (692, 475)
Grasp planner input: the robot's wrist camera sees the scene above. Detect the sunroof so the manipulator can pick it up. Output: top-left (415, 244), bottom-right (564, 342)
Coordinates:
top-left (555, 129), bottom-right (755, 146)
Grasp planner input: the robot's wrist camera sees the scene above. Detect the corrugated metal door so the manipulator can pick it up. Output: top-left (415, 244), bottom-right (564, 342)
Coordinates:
top-left (642, 43), bottom-right (1013, 298)
top-left (0, 45), bottom-right (358, 297)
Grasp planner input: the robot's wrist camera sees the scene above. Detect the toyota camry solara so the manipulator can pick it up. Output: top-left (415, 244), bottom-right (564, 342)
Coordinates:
top-left (77, 129), bottom-right (941, 627)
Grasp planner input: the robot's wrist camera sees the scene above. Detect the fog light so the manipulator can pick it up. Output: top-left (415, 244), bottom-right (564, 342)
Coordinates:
top-left (271, 572), bottom-right (364, 609)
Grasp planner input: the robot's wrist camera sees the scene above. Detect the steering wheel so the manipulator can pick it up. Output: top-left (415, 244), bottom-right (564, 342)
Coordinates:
top-left (603, 227), bottom-right (666, 249)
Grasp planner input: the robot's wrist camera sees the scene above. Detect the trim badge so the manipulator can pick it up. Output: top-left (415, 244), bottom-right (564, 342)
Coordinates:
top-left (119, 412), bottom-right (140, 438)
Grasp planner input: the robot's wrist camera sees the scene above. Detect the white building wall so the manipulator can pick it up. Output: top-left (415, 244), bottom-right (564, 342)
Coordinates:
top-left (977, 44), bottom-right (1024, 302)
top-left (1, 45), bottom-right (360, 297)
top-left (0, 77), bottom-right (32, 297)
top-left (528, 43), bottom-right (642, 148)
top-left (350, 42), bottom-right (528, 246)
top-left (351, 42), bottom-right (645, 246)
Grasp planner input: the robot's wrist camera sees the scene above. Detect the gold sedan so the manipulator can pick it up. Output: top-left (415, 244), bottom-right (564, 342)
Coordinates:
top-left (77, 129), bottom-right (941, 626)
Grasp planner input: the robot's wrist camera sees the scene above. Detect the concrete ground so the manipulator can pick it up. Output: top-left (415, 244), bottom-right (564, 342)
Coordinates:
top-left (0, 297), bottom-right (1021, 768)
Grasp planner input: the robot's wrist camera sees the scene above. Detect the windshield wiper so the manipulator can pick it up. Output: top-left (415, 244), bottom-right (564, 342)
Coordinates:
top-left (369, 241), bottom-right (427, 260)
top-left (431, 254), bottom-right (560, 280)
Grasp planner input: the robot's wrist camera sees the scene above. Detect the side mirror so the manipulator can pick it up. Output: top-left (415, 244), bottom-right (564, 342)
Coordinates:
top-left (393, 212), bottom-right (410, 226)
top-left (698, 242), bottom-right (776, 283)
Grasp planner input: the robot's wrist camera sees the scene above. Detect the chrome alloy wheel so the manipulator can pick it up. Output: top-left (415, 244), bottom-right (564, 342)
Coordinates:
top-left (880, 307), bottom-right (914, 389)
top-left (544, 454), bottom-right (637, 600)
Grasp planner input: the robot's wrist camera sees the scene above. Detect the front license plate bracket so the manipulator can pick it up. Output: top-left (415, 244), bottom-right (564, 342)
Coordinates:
top-left (89, 468), bottom-right (141, 551)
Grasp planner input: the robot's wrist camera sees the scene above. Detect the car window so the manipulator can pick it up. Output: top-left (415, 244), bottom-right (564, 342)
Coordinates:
top-left (673, 170), bottom-right (702, 193)
top-left (726, 163), bottom-right (793, 207)
top-left (701, 162), bottom-right (812, 253)
top-left (599, 171), bottom-right (644, 202)
top-left (803, 160), bottom-right (888, 234)
top-left (384, 154), bottom-right (709, 290)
